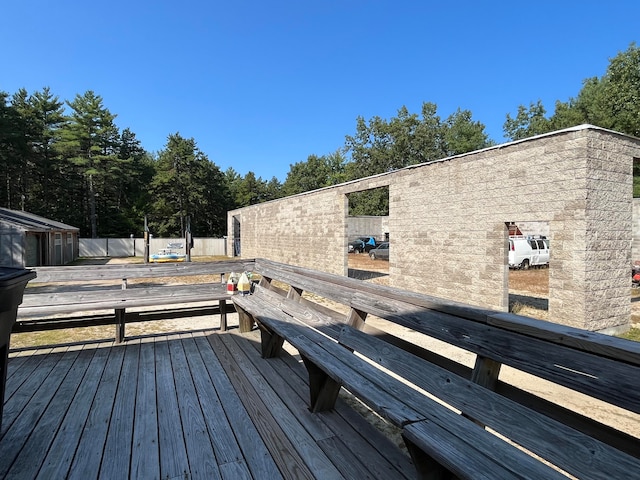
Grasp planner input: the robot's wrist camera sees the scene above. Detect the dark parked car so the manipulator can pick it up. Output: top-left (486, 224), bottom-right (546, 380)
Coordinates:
top-left (348, 236), bottom-right (378, 254)
top-left (369, 242), bottom-right (389, 260)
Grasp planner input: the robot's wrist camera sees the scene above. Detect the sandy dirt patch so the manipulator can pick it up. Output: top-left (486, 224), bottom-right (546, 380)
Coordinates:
top-left (12, 256), bottom-right (639, 447)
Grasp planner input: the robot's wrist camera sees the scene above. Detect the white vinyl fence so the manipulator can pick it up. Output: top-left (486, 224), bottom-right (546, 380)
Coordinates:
top-left (79, 237), bottom-right (227, 258)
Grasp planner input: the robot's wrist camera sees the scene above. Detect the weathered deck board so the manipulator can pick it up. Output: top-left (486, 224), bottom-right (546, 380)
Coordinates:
top-left (0, 329), bottom-right (413, 479)
top-left (192, 334), bottom-right (282, 479)
top-left (100, 340), bottom-right (140, 479)
top-left (210, 333), bottom-right (318, 480)
top-left (155, 337), bottom-right (191, 479)
top-left (130, 336), bottom-right (160, 479)
top-left (3, 346), bottom-right (55, 406)
top-left (218, 332), bottom-right (347, 479)
top-left (182, 334), bottom-right (250, 473)
top-left (0, 346), bottom-right (79, 478)
top-left (5, 346), bottom-right (90, 479)
top-left (67, 343), bottom-right (126, 480)
top-left (234, 332), bottom-right (414, 479)
top-left (36, 344), bottom-right (112, 479)
top-left (168, 334), bottom-right (221, 479)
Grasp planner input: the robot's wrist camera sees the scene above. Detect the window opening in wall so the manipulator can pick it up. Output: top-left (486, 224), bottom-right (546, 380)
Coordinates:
top-left (506, 221), bottom-right (550, 321)
top-left (346, 186), bottom-right (390, 282)
top-left (233, 216), bottom-right (241, 257)
top-left (633, 157), bottom-right (640, 198)
top-left (633, 158), bottom-right (640, 265)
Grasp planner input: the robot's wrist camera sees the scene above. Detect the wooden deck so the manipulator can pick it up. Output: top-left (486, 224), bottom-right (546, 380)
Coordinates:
top-left (0, 328), bottom-right (413, 479)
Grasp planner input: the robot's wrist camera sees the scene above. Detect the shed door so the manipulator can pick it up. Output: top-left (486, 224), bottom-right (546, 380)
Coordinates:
top-left (54, 233), bottom-right (63, 265)
top-left (65, 233), bottom-right (74, 263)
top-left (25, 234), bottom-right (39, 266)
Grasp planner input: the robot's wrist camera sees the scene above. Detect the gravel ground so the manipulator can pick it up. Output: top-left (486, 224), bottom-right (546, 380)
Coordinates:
top-left (12, 256), bottom-right (639, 442)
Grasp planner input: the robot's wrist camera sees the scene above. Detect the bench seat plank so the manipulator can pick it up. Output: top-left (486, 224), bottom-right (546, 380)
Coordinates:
top-left (337, 323), bottom-right (640, 480)
top-left (348, 291), bottom-right (640, 414)
top-left (403, 420), bottom-right (541, 480)
top-left (257, 262), bottom-right (640, 415)
top-left (21, 283), bottom-right (225, 306)
top-left (254, 261), bottom-right (640, 459)
top-left (233, 290), bottom-right (566, 480)
top-left (19, 285), bottom-right (228, 318)
top-left (255, 286), bottom-right (640, 478)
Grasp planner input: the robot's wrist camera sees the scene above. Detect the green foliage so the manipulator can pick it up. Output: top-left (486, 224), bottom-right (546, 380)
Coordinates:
top-left (619, 327), bottom-right (640, 342)
top-left (503, 43), bottom-right (640, 196)
top-left (2, 43), bottom-right (638, 235)
top-left (0, 91), bottom-right (30, 210)
top-left (345, 102), bottom-right (491, 179)
top-left (148, 133), bottom-right (230, 237)
top-left (58, 91), bottom-right (120, 237)
top-left (443, 108), bottom-right (494, 156)
top-left (348, 187), bottom-right (389, 216)
top-left (344, 103), bottom-right (490, 214)
top-left (603, 43), bottom-right (640, 136)
top-left (282, 150), bottom-right (347, 196)
top-left (503, 101), bottom-right (553, 141)
top-left (224, 168), bottom-right (282, 208)
top-left (504, 43), bottom-right (640, 140)
top-left (634, 161), bottom-right (640, 198)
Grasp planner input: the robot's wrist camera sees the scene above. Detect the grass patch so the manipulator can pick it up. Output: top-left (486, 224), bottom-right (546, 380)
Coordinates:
top-left (619, 327), bottom-right (640, 342)
top-left (10, 325), bottom-right (114, 349)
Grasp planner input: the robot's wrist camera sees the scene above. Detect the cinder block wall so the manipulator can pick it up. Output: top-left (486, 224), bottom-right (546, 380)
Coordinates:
top-left (228, 126), bottom-right (640, 332)
top-left (228, 188), bottom-right (350, 275)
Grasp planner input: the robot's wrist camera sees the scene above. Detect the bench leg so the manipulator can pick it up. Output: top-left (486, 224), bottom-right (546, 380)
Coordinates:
top-left (0, 344), bottom-right (8, 430)
top-left (115, 308), bottom-right (126, 343)
top-left (219, 299), bottom-right (227, 332)
top-left (301, 356), bottom-right (342, 412)
top-left (402, 433), bottom-right (454, 480)
top-left (465, 356), bottom-right (502, 427)
top-left (258, 325), bottom-right (285, 358)
top-left (236, 305), bottom-right (255, 333)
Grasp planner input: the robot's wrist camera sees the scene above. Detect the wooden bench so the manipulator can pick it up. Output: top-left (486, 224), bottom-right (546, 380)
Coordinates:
top-left (16, 259), bottom-right (255, 342)
top-left (233, 258), bottom-right (640, 480)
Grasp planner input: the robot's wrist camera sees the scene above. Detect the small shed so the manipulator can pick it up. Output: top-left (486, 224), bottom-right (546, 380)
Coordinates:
top-left (0, 208), bottom-right (79, 267)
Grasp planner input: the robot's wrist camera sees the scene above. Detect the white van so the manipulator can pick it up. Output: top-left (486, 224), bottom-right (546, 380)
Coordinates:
top-left (508, 236), bottom-right (550, 269)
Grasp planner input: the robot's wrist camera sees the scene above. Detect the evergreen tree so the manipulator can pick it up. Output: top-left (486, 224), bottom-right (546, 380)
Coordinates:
top-left (0, 91), bottom-right (30, 210)
top-left (503, 101), bottom-right (552, 141)
top-left (149, 133), bottom-right (228, 237)
top-left (233, 171), bottom-right (268, 207)
top-left (26, 88), bottom-right (66, 217)
top-left (58, 91), bottom-right (120, 237)
top-left (282, 150), bottom-right (346, 196)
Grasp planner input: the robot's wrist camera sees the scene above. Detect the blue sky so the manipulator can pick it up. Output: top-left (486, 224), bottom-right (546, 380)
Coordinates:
top-left (3, 1), bottom-right (638, 181)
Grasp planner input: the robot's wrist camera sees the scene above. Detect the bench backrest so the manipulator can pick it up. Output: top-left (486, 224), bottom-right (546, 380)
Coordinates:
top-left (30, 260), bottom-right (256, 284)
top-left (250, 282), bottom-right (640, 479)
top-left (253, 258), bottom-right (640, 461)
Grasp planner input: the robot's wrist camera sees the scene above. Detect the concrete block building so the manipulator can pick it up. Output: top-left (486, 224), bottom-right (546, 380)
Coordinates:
top-left (228, 125), bottom-right (640, 333)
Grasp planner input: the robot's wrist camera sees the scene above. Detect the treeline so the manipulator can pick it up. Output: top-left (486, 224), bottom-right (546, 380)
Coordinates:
top-left (1, 44), bottom-right (638, 237)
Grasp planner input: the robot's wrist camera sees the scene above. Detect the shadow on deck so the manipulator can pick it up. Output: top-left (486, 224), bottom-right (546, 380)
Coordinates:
top-left (1, 328), bottom-right (412, 479)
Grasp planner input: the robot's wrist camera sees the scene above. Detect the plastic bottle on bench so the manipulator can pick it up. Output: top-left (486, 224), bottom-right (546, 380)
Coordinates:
top-left (237, 272), bottom-right (251, 296)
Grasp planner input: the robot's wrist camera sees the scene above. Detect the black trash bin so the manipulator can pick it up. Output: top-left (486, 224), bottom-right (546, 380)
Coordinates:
top-left (0, 267), bottom-right (36, 429)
